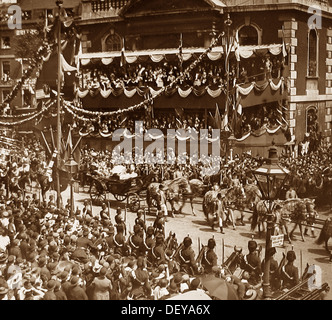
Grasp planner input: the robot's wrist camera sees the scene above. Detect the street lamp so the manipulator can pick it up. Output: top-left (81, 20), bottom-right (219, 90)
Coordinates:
top-left (251, 144), bottom-right (289, 299)
top-left (65, 153), bottom-right (78, 217)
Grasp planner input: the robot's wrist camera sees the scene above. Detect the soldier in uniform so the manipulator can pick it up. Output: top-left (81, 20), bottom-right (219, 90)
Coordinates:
top-left (151, 233), bottom-right (168, 267)
top-left (135, 209), bottom-right (146, 232)
top-left (142, 226), bottom-right (155, 264)
top-left (281, 250), bottom-right (299, 290)
top-left (201, 238), bottom-right (218, 274)
top-left (113, 224), bottom-right (129, 257)
top-left (262, 247), bottom-right (281, 292)
top-left (240, 240), bottom-right (262, 286)
top-left (177, 236), bottom-right (198, 276)
top-left (153, 210), bottom-right (165, 236)
top-left (128, 224), bottom-right (144, 258)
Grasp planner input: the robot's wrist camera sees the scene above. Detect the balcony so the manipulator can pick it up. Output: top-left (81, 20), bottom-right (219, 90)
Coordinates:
top-left (81, 0), bottom-right (129, 20)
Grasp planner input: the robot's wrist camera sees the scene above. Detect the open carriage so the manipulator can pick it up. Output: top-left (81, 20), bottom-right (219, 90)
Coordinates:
top-left (87, 167), bottom-right (158, 212)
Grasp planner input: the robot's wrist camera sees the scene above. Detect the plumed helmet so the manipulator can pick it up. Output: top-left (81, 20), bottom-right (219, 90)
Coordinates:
top-left (183, 236), bottom-right (192, 247)
top-left (287, 250), bottom-right (296, 262)
top-left (133, 224), bottom-right (141, 234)
top-left (208, 238), bottom-right (216, 249)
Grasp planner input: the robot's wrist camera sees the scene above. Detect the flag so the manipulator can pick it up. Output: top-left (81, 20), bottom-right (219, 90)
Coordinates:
top-left (214, 104), bottom-right (222, 129)
top-left (282, 26), bottom-right (288, 58)
top-left (178, 33), bottom-right (183, 69)
top-left (234, 32), bottom-right (240, 62)
top-left (120, 37), bottom-right (126, 67)
top-left (221, 102), bottom-right (229, 131)
top-left (65, 126), bottom-right (73, 151)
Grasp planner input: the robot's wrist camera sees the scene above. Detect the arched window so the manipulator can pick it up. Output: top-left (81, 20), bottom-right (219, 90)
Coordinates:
top-left (238, 25), bottom-right (259, 46)
top-left (306, 106), bottom-right (318, 134)
top-left (308, 29), bottom-right (318, 77)
top-left (104, 33), bottom-right (122, 52)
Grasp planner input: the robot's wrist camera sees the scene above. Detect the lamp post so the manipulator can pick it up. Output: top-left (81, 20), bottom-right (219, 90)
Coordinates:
top-left (65, 153), bottom-right (78, 217)
top-left (252, 145), bottom-right (289, 299)
top-left (55, 0), bottom-right (63, 208)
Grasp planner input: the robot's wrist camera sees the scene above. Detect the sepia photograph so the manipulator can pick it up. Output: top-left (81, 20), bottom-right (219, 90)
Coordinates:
top-left (0, 0), bottom-right (331, 310)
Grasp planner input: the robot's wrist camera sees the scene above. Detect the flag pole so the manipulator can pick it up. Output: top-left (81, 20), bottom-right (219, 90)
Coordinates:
top-left (56, 0), bottom-right (63, 209)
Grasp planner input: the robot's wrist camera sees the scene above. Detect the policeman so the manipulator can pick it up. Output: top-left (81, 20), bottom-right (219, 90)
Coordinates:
top-left (113, 224), bottom-right (129, 257)
top-left (240, 240), bottom-right (262, 285)
top-left (177, 236), bottom-right (198, 276)
top-left (281, 250), bottom-right (299, 290)
top-left (151, 234), bottom-right (168, 266)
top-left (128, 224), bottom-right (144, 258)
top-left (201, 238), bottom-right (218, 274)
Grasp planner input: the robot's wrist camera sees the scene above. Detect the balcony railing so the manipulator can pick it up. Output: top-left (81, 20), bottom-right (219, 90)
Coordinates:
top-left (91, 0), bottom-right (129, 12)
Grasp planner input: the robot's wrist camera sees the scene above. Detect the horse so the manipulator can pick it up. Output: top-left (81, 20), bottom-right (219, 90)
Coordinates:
top-left (202, 185), bottom-right (247, 229)
top-left (250, 198), bottom-right (310, 240)
top-left (146, 177), bottom-right (195, 215)
top-left (316, 217), bottom-right (332, 261)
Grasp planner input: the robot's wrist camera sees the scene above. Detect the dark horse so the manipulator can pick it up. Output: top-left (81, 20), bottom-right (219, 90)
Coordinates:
top-left (316, 218), bottom-right (332, 261)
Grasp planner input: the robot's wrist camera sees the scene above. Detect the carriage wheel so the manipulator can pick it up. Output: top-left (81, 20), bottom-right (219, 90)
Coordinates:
top-left (90, 181), bottom-right (106, 205)
top-left (127, 193), bottom-right (140, 212)
top-left (114, 193), bottom-right (127, 202)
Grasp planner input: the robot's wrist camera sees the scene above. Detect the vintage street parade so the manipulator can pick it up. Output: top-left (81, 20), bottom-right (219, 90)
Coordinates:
top-left (0, 0), bottom-right (332, 302)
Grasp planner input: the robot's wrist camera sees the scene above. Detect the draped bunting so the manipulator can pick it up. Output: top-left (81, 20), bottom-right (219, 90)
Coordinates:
top-left (236, 78), bottom-right (284, 97)
top-left (178, 87), bottom-right (192, 98)
top-left (78, 44), bottom-right (285, 66)
top-left (61, 54), bottom-right (77, 72)
top-left (79, 127), bottom-right (221, 142)
top-left (234, 125), bottom-right (286, 142)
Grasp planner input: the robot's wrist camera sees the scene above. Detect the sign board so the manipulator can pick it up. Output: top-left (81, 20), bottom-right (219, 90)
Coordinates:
top-left (271, 234), bottom-right (284, 247)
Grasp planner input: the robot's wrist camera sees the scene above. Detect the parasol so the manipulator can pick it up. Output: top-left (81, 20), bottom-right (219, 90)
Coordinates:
top-left (200, 275), bottom-right (239, 300)
top-left (166, 290), bottom-right (212, 300)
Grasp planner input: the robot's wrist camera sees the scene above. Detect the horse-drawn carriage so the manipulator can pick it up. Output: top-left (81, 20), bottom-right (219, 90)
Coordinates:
top-left (87, 169), bottom-right (158, 212)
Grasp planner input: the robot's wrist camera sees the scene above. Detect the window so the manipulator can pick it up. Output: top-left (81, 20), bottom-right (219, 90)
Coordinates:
top-left (2, 61), bottom-right (10, 81)
top-left (104, 33), bottom-right (122, 52)
top-left (238, 26), bottom-right (258, 46)
top-left (1, 37), bottom-right (10, 49)
top-left (308, 29), bottom-right (318, 77)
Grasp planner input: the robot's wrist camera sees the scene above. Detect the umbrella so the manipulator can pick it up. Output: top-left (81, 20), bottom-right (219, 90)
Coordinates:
top-left (200, 275), bottom-right (239, 300)
top-left (167, 290), bottom-right (212, 300)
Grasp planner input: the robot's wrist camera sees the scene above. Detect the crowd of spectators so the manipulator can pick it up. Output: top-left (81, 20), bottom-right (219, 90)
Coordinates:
top-left (79, 54), bottom-right (285, 91)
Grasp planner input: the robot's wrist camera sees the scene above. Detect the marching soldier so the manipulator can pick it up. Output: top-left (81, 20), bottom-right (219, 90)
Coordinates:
top-left (177, 236), bottom-right (198, 276)
top-left (240, 240), bottom-right (262, 285)
top-left (135, 209), bottom-right (146, 232)
top-left (201, 238), bottom-right (218, 274)
top-left (280, 250), bottom-right (299, 290)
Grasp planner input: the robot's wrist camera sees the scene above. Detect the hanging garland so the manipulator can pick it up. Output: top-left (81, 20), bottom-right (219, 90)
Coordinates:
top-left (67, 33), bottom-right (223, 118)
top-left (0, 109), bottom-right (40, 119)
top-left (0, 101), bottom-right (55, 126)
